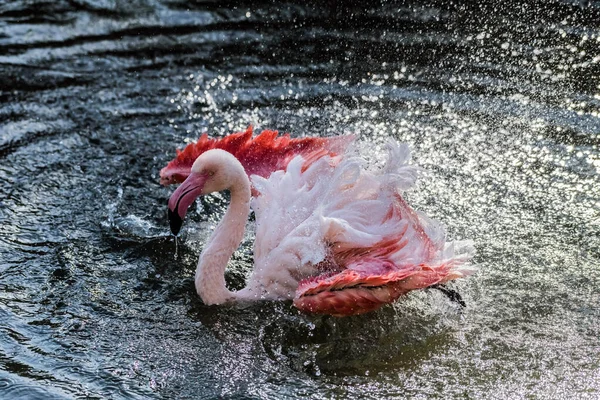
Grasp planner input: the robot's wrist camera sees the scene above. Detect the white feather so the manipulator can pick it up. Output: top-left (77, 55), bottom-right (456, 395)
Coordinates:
top-left (237, 140), bottom-right (474, 300)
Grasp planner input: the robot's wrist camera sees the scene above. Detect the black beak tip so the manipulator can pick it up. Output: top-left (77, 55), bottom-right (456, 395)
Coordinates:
top-left (168, 208), bottom-right (183, 236)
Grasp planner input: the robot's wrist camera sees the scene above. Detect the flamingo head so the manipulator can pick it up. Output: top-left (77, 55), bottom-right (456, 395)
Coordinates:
top-left (167, 149), bottom-right (245, 235)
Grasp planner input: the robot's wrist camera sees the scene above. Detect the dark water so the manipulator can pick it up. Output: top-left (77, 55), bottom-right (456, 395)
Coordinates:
top-left (1, 0), bottom-right (599, 398)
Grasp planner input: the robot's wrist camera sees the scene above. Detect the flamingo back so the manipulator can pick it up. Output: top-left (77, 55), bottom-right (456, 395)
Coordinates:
top-left (160, 127), bottom-right (354, 186)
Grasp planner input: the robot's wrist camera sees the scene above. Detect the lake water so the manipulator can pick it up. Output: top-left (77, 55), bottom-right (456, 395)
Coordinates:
top-left (1, 0), bottom-right (599, 398)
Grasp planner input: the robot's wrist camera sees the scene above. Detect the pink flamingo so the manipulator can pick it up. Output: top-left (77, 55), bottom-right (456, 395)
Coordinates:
top-left (166, 130), bottom-right (474, 316)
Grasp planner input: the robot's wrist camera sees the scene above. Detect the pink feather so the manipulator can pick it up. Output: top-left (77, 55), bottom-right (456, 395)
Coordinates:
top-left (160, 126), bottom-right (354, 186)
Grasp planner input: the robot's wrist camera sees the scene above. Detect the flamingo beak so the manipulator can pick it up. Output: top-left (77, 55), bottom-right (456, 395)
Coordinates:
top-left (167, 172), bottom-right (207, 235)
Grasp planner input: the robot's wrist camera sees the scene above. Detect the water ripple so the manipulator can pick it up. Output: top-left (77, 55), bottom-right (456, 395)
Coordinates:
top-left (0, 0), bottom-right (599, 398)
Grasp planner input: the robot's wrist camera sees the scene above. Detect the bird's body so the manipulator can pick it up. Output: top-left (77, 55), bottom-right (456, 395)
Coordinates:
top-left (167, 132), bottom-right (474, 316)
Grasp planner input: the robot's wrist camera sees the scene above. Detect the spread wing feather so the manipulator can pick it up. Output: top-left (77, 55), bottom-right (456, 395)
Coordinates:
top-left (160, 126), bottom-right (354, 185)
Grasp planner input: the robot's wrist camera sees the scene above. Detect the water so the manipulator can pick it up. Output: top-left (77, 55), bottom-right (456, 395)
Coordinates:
top-left (1, 0), bottom-right (599, 398)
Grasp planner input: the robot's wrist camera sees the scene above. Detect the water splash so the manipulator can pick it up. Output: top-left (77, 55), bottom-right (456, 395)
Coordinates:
top-left (1, 0), bottom-right (599, 399)
top-left (174, 235), bottom-right (179, 261)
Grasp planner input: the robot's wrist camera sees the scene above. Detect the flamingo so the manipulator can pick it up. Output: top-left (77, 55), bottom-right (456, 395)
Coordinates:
top-left (166, 131), bottom-right (474, 316)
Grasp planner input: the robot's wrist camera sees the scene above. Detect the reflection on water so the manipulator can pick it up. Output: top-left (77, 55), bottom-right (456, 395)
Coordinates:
top-left (0, 0), bottom-right (599, 398)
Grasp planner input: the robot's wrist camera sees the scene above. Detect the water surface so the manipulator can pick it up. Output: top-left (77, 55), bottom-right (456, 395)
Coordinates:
top-left (1, 0), bottom-right (599, 398)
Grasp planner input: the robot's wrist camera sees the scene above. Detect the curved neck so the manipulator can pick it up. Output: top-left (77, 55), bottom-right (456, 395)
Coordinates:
top-left (195, 177), bottom-right (251, 305)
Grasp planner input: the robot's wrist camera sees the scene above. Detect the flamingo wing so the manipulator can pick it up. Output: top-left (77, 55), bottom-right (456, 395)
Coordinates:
top-left (293, 255), bottom-right (473, 317)
top-left (293, 258), bottom-right (416, 316)
top-left (247, 141), bottom-right (474, 316)
top-left (159, 126), bottom-right (354, 186)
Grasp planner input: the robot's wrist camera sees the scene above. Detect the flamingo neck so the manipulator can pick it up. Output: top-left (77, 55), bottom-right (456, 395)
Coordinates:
top-left (194, 177), bottom-right (251, 305)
